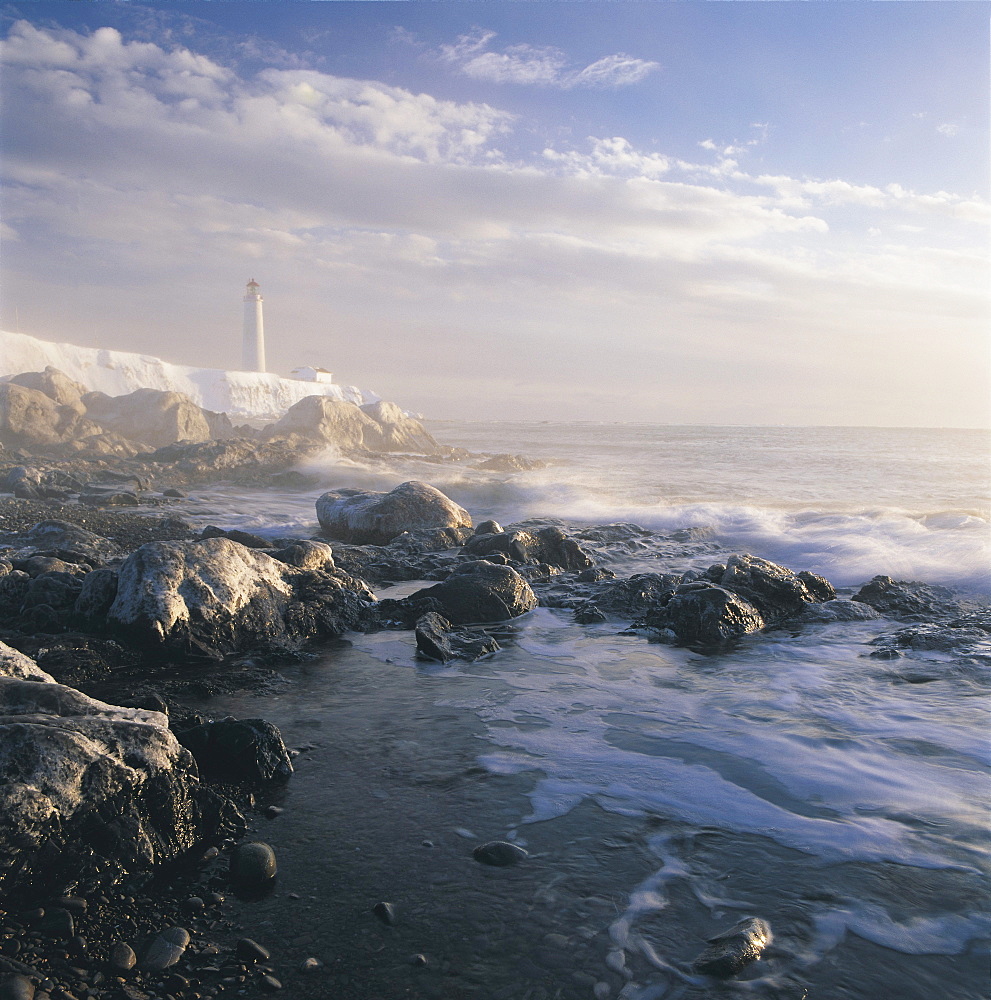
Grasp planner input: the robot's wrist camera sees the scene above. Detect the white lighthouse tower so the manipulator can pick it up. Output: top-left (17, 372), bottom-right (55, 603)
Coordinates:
top-left (242, 278), bottom-right (266, 372)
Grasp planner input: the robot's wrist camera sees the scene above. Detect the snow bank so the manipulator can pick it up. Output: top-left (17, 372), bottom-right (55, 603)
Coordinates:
top-left (0, 331), bottom-right (380, 421)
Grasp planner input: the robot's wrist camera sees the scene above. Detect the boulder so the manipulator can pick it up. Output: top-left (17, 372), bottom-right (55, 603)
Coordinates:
top-left (7, 367), bottom-right (87, 406)
top-left (0, 639), bottom-right (56, 682)
top-left (266, 397), bottom-right (382, 450)
top-left (174, 717), bottom-right (293, 784)
top-left (359, 401), bottom-right (439, 452)
top-left (406, 561), bottom-right (537, 625)
top-left (0, 519), bottom-right (120, 567)
top-left (414, 612), bottom-right (501, 663)
top-left (107, 537), bottom-right (374, 656)
top-left (270, 540), bottom-right (335, 572)
top-left (74, 567), bottom-right (120, 619)
top-left (0, 648), bottom-right (208, 899)
top-left (0, 383), bottom-right (86, 450)
top-left (147, 437), bottom-right (315, 478)
top-left (717, 554), bottom-right (833, 619)
top-left (464, 525), bottom-right (593, 573)
top-left (317, 481), bottom-right (472, 547)
top-left (851, 575), bottom-right (959, 619)
top-left (81, 388), bottom-right (212, 449)
top-left (655, 582), bottom-right (765, 645)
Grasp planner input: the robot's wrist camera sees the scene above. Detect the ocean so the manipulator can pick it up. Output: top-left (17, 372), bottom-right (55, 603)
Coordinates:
top-left (178, 422), bottom-right (990, 1000)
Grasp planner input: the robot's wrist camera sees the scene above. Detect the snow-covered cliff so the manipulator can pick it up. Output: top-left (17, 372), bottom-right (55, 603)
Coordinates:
top-left (0, 331), bottom-right (379, 420)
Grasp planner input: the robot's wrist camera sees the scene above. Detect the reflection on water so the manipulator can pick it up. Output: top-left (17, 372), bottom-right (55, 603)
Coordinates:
top-left (195, 605), bottom-right (990, 1000)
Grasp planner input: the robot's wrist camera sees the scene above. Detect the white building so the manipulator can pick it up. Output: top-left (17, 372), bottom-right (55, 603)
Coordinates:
top-left (242, 278), bottom-right (265, 372)
top-left (290, 365), bottom-right (335, 384)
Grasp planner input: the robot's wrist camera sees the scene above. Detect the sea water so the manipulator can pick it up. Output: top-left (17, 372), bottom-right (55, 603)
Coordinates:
top-left (179, 424), bottom-right (990, 999)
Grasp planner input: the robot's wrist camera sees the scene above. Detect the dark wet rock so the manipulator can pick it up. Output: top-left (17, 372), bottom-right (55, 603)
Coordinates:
top-left (147, 437), bottom-right (316, 479)
top-left (543, 572), bottom-right (683, 617)
top-left (162, 487), bottom-right (185, 498)
top-left (414, 612), bottom-right (500, 663)
top-left (464, 525), bottom-right (593, 573)
top-left (473, 841), bottom-right (528, 866)
top-left (406, 561), bottom-right (537, 625)
top-left (718, 554), bottom-right (833, 619)
top-left (260, 976), bottom-right (283, 992)
top-left (107, 537), bottom-right (374, 657)
top-left (82, 388), bottom-right (212, 449)
top-left (573, 604), bottom-right (607, 624)
top-left (201, 526), bottom-right (271, 549)
top-left (0, 974), bottom-right (36, 1000)
top-left (37, 907), bottom-right (73, 940)
top-left (140, 926), bottom-right (190, 971)
top-left (869, 612), bottom-right (991, 663)
top-left (21, 572), bottom-right (83, 612)
top-left (80, 490), bottom-right (140, 507)
top-left (73, 568), bottom-right (119, 620)
top-left (0, 519), bottom-right (119, 567)
top-left (795, 599), bottom-right (882, 623)
top-left (229, 842), bottom-right (277, 887)
top-left (316, 481), bottom-right (472, 546)
top-left (13, 555), bottom-right (87, 578)
top-left (852, 575), bottom-right (960, 619)
top-left (109, 942), bottom-right (137, 972)
top-left (0, 570), bottom-right (41, 619)
top-left (692, 916), bottom-right (771, 977)
top-left (235, 938), bottom-right (271, 963)
top-left (174, 717), bottom-right (293, 784)
top-left (0, 647), bottom-right (207, 900)
top-left (372, 901), bottom-right (397, 925)
top-left (653, 582), bottom-right (765, 645)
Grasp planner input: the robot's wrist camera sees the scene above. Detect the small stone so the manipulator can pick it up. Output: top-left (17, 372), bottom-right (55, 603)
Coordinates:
top-left (264, 806), bottom-right (283, 819)
top-left (299, 957), bottom-right (322, 973)
top-left (472, 841), bottom-right (529, 867)
top-left (0, 974), bottom-right (36, 1000)
top-left (201, 847), bottom-right (220, 862)
top-left (141, 927), bottom-right (190, 971)
top-left (182, 897), bottom-right (205, 914)
top-left (410, 953), bottom-right (428, 967)
top-left (692, 916), bottom-right (771, 978)
top-left (421, 840), bottom-right (434, 848)
top-left (260, 976), bottom-right (282, 992)
top-left (372, 901), bottom-right (396, 926)
top-left (52, 897), bottom-right (87, 916)
top-left (235, 939), bottom-right (270, 964)
top-left (39, 909), bottom-right (74, 940)
top-left (229, 842), bottom-right (277, 887)
top-left (204, 892), bottom-right (225, 907)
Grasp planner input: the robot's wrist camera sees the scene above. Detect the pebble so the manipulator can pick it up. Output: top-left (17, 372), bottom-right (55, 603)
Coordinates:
top-left (204, 892), bottom-right (225, 907)
top-left (229, 842), bottom-right (277, 887)
top-left (264, 806), bottom-right (283, 819)
top-left (38, 909), bottom-right (74, 940)
top-left (51, 897), bottom-right (87, 916)
top-left (299, 957), bottom-right (322, 973)
top-left (372, 902), bottom-right (397, 926)
top-left (182, 897), bottom-right (205, 914)
top-left (235, 938), bottom-right (271, 964)
top-left (410, 953), bottom-right (428, 967)
top-left (260, 976), bottom-right (282, 992)
top-left (141, 926), bottom-right (190, 971)
top-left (692, 916), bottom-right (772, 978)
top-left (0, 975), bottom-right (36, 1000)
top-left (201, 847), bottom-right (220, 862)
top-left (472, 841), bottom-right (529, 866)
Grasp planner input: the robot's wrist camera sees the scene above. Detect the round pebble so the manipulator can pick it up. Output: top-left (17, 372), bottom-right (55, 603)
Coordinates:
top-left (235, 938), bottom-right (271, 963)
top-left (0, 974), bottom-right (36, 1000)
top-left (229, 842), bottom-right (277, 887)
top-left (472, 841), bottom-right (529, 867)
top-left (372, 901), bottom-right (397, 926)
top-left (260, 975), bottom-right (283, 992)
top-left (299, 957), bottom-right (322, 973)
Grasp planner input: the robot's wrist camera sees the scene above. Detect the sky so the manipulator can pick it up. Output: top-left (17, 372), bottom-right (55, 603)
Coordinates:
top-left (0, 1), bottom-right (988, 426)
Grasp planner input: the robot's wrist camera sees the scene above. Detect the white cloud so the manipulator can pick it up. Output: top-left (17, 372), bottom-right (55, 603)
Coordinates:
top-left (438, 28), bottom-right (658, 89)
top-left (936, 123), bottom-right (960, 137)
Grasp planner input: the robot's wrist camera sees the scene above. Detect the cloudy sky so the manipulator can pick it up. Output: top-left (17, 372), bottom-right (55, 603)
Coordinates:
top-left (1, 2), bottom-right (987, 426)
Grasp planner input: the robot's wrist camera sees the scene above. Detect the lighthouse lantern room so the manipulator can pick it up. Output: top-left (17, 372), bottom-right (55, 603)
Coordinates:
top-left (242, 278), bottom-right (266, 372)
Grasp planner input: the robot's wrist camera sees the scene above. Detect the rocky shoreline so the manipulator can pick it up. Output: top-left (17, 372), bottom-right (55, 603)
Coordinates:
top-left (1, 369), bottom-right (988, 1000)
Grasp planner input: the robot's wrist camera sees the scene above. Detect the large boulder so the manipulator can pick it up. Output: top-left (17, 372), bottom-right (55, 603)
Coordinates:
top-left (7, 366), bottom-right (87, 406)
top-left (174, 717), bottom-right (293, 784)
top-left (0, 644), bottom-right (210, 898)
top-left (317, 481), bottom-right (472, 547)
top-left (654, 582), bottom-right (765, 645)
top-left (0, 519), bottom-right (120, 567)
top-left (359, 400), bottom-right (439, 452)
top-left (464, 525), bottom-right (593, 573)
top-left (82, 388), bottom-right (212, 449)
top-left (405, 560), bottom-right (538, 625)
top-left (107, 537), bottom-right (374, 656)
top-left (414, 612), bottom-right (501, 663)
top-left (716, 554), bottom-right (834, 620)
top-left (851, 575), bottom-right (959, 619)
top-left (266, 397), bottom-right (383, 450)
top-left (0, 382), bottom-right (86, 450)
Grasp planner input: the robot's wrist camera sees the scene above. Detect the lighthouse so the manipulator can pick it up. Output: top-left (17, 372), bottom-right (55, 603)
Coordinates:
top-left (242, 278), bottom-right (266, 372)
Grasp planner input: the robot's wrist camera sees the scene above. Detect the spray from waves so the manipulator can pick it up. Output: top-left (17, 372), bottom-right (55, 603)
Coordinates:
top-left (294, 446), bottom-right (990, 594)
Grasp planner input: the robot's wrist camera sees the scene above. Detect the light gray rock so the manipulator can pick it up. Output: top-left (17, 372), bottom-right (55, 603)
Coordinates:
top-left (0, 649), bottom-right (204, 896)
top-left (0, 382), bottom-right (86, 450)
top-left (359, 400), bottom-right (439, 452)
top-left (108, 536), bottom-right (373, 655)
top-left (266, 397), bottom-right (382, 450)
top-left (0, 640), bottom-right (56, 683)
top-left (317, 481), bottom-right (472, 547)
top-left (141, 926), bottom-right (190, 971)
top-left (82, 388), bottom-right (212, 449)
top-left (7, 366), bottom-right (87, 406)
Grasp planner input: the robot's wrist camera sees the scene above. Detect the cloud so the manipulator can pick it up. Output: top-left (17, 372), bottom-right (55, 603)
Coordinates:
top-left (936, 123), bottom-right (959, 137)
top-left (438, 28), bottom-right (658, 88)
